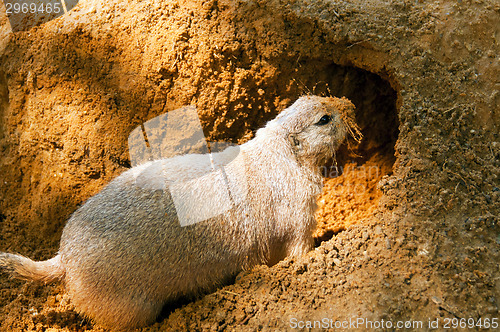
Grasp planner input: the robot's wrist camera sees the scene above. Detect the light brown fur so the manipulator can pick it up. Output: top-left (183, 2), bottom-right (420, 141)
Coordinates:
top-left (0, 96), bottom-right (360, 330)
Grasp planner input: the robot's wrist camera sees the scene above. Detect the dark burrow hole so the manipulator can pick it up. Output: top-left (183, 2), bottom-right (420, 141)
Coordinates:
top-left (197, 60), bottom-right (400, 246)
top-left (288, 61), bottom-right (399, 246)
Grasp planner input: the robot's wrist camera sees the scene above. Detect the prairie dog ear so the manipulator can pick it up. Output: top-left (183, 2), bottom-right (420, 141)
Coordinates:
top-left (288, 134), bottom-right (300, 148)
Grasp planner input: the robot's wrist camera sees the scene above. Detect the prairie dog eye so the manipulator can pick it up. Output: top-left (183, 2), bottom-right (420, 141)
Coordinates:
top-left (315, 114), bottom-right (331, 126)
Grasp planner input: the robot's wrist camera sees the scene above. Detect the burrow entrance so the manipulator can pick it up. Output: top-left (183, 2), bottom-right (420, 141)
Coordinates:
top-left (196, 58), bottom-right (399, 245)
top-left (286, 61), bottom-right (399, 244)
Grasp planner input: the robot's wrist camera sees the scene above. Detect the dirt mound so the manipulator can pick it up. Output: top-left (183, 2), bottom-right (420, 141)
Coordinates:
top-left (0, 0), bottom-right (498, 330)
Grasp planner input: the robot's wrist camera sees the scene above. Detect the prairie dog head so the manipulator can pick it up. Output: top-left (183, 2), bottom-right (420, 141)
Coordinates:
top-left (266, 95), bottom-right (362, 170)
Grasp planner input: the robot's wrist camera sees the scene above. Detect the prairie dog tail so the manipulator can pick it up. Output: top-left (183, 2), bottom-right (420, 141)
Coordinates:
top-left (0, 253), bottom-right (65, 283)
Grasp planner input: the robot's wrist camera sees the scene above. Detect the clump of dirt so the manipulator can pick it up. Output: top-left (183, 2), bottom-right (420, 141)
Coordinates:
top-left (0, 0), bottom-right (499, 331)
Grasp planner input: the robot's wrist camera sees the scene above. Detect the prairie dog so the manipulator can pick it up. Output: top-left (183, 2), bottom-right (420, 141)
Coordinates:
top-left (0, 96), bottom-right (360, 330)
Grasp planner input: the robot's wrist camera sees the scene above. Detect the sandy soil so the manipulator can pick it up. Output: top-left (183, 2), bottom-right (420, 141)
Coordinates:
top-left (0, 0), bottom-right (498, 331)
